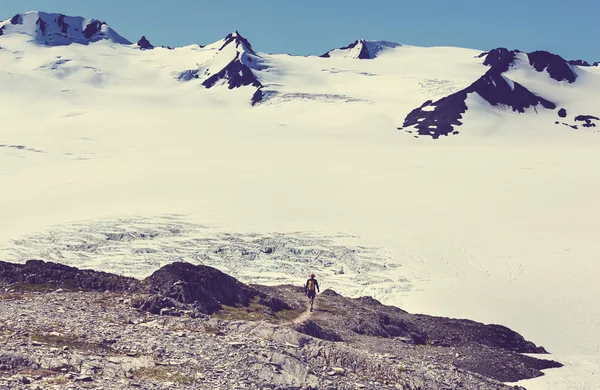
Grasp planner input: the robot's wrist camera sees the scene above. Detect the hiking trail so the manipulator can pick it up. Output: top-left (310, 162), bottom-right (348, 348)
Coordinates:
top-left (293, 299), bottom-right (318, 324)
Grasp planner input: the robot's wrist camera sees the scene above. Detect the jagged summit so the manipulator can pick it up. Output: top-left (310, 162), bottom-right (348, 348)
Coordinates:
top-left (400, 47), bottom-right (583, 138)
top-left (321, 39), bottom-right (401, 59)
top-left (478, 48), bottom-right (519, 73)
top-left (479, 48), bottom-right (578, 84)
top-left (569, 59), bottom-right (591, 67)
top-left (136, 35), bottom-right (153, 50)
top-left (177, 31), bottom-right (264, 93)
top-left (219, 31), bottom-right (256, 54)
top-left (0, 11), bottom-right (131, 46)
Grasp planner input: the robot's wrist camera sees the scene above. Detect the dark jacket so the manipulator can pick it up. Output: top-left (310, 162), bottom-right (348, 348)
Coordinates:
top-left (305, 278), bottom-right (320, 293)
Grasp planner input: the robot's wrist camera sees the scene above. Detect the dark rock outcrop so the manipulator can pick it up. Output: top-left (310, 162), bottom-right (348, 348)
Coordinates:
top-left (400, 71), bottom-right (555, 139)
top-left (569, 59), bottom-right (591, 67)
top-left (82, 20), bottom-right (106, 40)
top-left (321, 40), bottom-right (370, 59)
top-left (528, 51), bottom-right (577, 83)
top-left (558, 108), bottom-right (567, 118)
top-left (36, 17), bottom-right (46, 35)
top-left (251, 88), bottom-right (264, 106)
top-left (202, 53), bottom-right (262, 90)
top-left (399, 47), bottom-right (578, 138)
top-left (0, 259), bottom-right (562, 384)
top-left (277, 288), bottom-right (561, 382)
top-left (0, 260), bottom-right (140, 292)
top-left (136, 35), bottom-right (154, 50)
top-left (10, 14), bottom-right (23, 25)
top-left (145, 262), bottom-right (259, 314)
top-left (295, 320), bottom-right (344, 341)
top-left (220, 31), bottom-right (256, 54)
top-left (57, 14), bottom-right (69, 34)
top-left (481, 48), bottom-right (518, 73)
top-left (320, 40), bottom-right (400, 59)
top-left (177, 31), bottom-right (264, 100)
top-left (574, 115), bottom-right (599, 128)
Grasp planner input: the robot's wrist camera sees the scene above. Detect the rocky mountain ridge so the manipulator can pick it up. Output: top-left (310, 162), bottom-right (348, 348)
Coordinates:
top-left (2, 11), bottom-right (599, 139)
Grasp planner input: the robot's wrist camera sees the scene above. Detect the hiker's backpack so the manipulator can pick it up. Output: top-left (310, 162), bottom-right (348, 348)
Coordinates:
top-left (307, 279), bottom-right (316, 291)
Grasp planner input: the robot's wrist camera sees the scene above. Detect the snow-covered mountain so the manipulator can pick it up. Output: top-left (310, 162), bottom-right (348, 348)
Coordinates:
top-left (0, 11), bottom-right (130, 46)
top-left (320, 39), bottom-right (401, 59)
top-left (399, 48), bottom-right (599, 138)
top-left (1, 11), bottom-right (598, 140)
top-left (2, 11), bottom-right (600, 390)
top-left (176, 31), bottom-right (265, 94)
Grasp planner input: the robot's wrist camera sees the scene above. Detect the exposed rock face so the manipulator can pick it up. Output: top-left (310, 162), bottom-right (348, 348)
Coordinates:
top-left (219, 31), bottom-right (256, 54)
top-left (558, 108), bottom-right (568, 118)
top-left (321, 40), bottom-right (370, 59)
top-left (0, 260), bottom-right (140, 292)
top-left (480, 47), bottom-right (518, 73)
top-left (575, 115), bottom-right (599, 127)
top-left (400, 70), bottom-right (555, 139)
top-left (295, 320), bottom-right (344, 341)
top-left (0, 11), bottom-right (131, 46)
top-left (82, 20), bottom-right (106, 40)
top-left (136, 35), bottom-right (154, 50)
top-left (251, 87), bottom-right (264, 106)
top-left (145, 262), bottom-right (259, 314)
top-left (320, 39), bottom-right (401, 59)
top-left (10, 14), bottom-right (23, 25)
top-left (176, 31), bottom-right (264, 101)
top-left (528, 51), bottom-right (578, 83)
top-left (399, 47), bottom-right (582, 138)
top-left (569, 59), bottom-right (591, 67)
top-left (201, 53), bottom-right (262, 89)
top-left (254, 284), bottom-right (561, 383)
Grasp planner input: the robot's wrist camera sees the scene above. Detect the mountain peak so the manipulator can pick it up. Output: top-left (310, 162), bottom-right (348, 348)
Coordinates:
top-left (137, 35), bottom-right (154, 50)
top-left (219, 30), bottom-right (255, 54)
top-left (0, 11), bottom-right (131, 46)
top-left (527, 51), bottom-right (577, 83)
top-left (479, 48), bottom-right (578, 84)
top-left (321, 39), bottom-right (401, 59)
top-left (569, 59), bottom-right (591, 67)
top-left (177, 31), bottom-right (264, 95)
top-left (479, 48), bottom-right (519, 73)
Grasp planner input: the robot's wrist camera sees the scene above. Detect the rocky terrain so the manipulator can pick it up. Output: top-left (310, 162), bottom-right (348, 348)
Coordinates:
top-left (0, 260), bottom-right (561, 389)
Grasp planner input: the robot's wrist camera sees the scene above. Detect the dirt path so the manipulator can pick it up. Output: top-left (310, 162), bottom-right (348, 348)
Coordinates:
top-left (293, 299), bottom-right (317, 324)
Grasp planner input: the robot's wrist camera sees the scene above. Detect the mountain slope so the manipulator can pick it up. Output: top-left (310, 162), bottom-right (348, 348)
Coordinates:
top-left (399, 48), bottom-right (599, 138)
top-left (177, 31), bottom-right (264, 91)
top-left (0, 11), bottom-right (131, 45)
top-left (321, 39), bottom-right (401, 59)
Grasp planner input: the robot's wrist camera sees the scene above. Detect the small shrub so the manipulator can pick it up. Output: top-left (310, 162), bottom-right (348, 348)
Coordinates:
top-left (30, 333), bottom-right (119, 355)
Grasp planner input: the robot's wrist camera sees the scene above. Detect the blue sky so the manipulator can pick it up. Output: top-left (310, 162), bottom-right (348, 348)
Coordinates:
top-left (3, 0), bottom-right (599, 61)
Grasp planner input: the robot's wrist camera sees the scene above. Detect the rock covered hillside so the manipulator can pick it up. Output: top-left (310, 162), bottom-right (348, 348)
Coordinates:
top-left (0, 260), bottom-right (560, 389)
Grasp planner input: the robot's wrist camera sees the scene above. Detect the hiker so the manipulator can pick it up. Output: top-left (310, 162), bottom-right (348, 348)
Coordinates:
top-left (305, 274), bottom-right (320, 312)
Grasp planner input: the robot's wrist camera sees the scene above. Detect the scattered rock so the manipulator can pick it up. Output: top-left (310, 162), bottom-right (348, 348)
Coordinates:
top-left (0, 260), bottom-right (559, 389)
